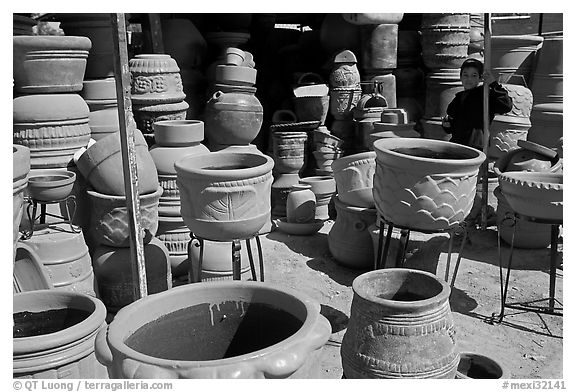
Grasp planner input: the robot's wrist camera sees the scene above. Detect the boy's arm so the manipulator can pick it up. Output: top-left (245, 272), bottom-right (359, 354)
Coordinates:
top-left (489, 81), bottom-right (513, 114)
top-left (442, 96), bottom-right (459, 133)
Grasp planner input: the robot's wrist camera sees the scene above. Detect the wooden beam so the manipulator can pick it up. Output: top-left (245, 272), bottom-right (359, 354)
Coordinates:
top-left (110, 13), bottom-right (148, 301)
top-left (481, 13), bottom-right (492, 230)
top-left (148, 13), bottom-right (164, 54)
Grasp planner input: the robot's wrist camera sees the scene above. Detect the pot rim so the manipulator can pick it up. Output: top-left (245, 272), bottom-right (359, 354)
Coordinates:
top-left (105, 281), bottom-right (322, 366)
top-left (331, 151), bottom-right (376, 172)
top-left (86, 186), bottom-right (163, 201)
top-left (174, 152), bottom-right (274, 180)
top-left (373, 138), bottom-right (486, 165)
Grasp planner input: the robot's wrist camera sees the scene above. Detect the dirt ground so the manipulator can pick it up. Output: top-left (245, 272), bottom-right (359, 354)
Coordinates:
top-left (246, 218), bottom-right (564, 379)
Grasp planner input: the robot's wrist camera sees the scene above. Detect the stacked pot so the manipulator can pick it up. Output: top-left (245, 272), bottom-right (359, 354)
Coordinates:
top-left (419, 13), bottom-right (470, 140)
top-left (129, 54), bottom-right (189, 147)
top-left (352, 93), bottom-right (389, 151)
top-left (76, 128), bottom-right (171, 312)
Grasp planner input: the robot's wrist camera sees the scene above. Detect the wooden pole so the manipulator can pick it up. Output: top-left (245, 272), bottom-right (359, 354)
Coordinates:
top-left (110, 13), bottom-right (148, 300)
top-left (148, 14), bottom-right (164, 53)
top-left (480, 13), bottom-right (492, 230)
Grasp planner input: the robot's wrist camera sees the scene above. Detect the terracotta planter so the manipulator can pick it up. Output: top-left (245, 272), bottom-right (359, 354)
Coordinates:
top-left (13, 35), bottom-right (91, 93)
top-left (328, 197), bottom-right (376, 269)
top-left (129, 54), bottom-right (185, 105)
top-left (342, 13), bottom-right (404, 25)
top-left (490, 35), bottom-right (543, 84)
top-left (493, 146), bottom-right (561, 175)
top-left (13, 290), bottom-right (108, 378)
top-left (369, 127), bottom-right (420, 150)
top-left (420, 13), bottom-right (470, 69)
top-left (341, 268), bottom-right (458, 378)
top-left (531, 34), bottom-right (562, 105)
top-left (361, 23), bottom-right (398, 71)
top-left (13, 94), bottom-right (91, 169)
top-left (189, 238), bottom-right (251, 281)
top-left (272, 131), bottom-right (308, 180)
top-left (456, 352), bottom-right (508, 379)
top-left (81, 77), bottom-right (122, 141)
top-left (86, 186), bottom-right (162, 248)
top-left (175, 152), bottom-right (274, 241)
top-left (204, 86), bottom-right (264, 146)
top-left (329, 87), bottom-right (362, 120)
top-left (76, 128), bottom-right (159, 196)
top-left (92, 237), bottom-right (172, 312)
top-left (95, 281), bottom-right (331, 378)
top-left (498, 171), bottom-right (562, 221)
top-left (27, 170), bottom-right (76, 202)
top-left (373, 138), bottom-right (485, 231)
top-left (299, 176), bottom-right (336, 221)
top-left (156, 215), bottom-right (191, 278)
top-left (293, 95), bottom-right (330, 124)
top-left (132, 101), bottom-right (190, 146)
top-left (494, 186), bottom-right (551, 249)
top-left (329, 50), bottom-right (361, 88)
top-left (215, 65), bottom-right (257, 86)
top-left (332, 151), bottom-right (376, 208)
top-left (152, 119), bottom-right (207, 147)
top-left (13, 145), bottom-right (30, 260)
top-left (489, 129), bottom-right (528, 159)
top-left (286, 184), bottom-right (316, 224)
top-left (527, 103), bottom-right (563, 149)
top-left (353, 94), bottom-right (388, 150)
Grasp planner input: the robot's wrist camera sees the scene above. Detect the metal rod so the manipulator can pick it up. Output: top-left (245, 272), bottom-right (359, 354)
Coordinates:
top-left (480, 13), bottom-right (492, 230)
top-left (111, 13), bottom-right (148, 301)
top-left (549, 225), bottom-right (559, 310)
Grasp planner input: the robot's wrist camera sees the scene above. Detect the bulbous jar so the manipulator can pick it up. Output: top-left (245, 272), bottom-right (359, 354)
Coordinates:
top-left (129, 54), bottom-right (185, 105)
top-left (373, 138), bottom-right (485, 231)
top-left (94, 281), bottom-right (331, 378)
top-left (175, 152), bottom-right (274, 241)
top-left (286, 184), bottom-right (316, 224)
top-left (204, 86), bottom-right (264, 147)
top-left (341, 268), bottom-right (459, 378)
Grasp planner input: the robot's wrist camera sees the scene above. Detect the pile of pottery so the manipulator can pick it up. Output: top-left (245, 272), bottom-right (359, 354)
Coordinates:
top-left (129, 54), bottom-right (189, 147)
top-left (328, 151), bottom-right (378, 269)
top-left (370, 108), bottom-right (420, 149)
top-left (76, 128), bottom-right (172, 312)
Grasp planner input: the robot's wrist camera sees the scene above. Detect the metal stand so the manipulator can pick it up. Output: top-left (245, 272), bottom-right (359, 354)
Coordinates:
top-left (374, 218), bottom-right (468, 286)
top-left (491, 212), bottom-right (563, 323)
top-left (21, 195), bottom-right (80, 240)
top-left (187, 234), bottom-right (265, 283)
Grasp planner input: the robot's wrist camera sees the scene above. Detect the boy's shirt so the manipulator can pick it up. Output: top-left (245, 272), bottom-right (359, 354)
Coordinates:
top-left (443, 81), bottom-right (513, 147)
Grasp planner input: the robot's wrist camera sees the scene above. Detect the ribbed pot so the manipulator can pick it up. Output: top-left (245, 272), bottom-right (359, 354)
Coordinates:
top-left (341, 268), bottom-right (459, 378)
top-left (531, 34), bottom-right (563, 105)
top-left (132, 101), bottom-right (189, 146)
top-left (13, 145), bottom-right (30, 260)
top-left (156, 215), bottom-right (191, 278)
top-left (86, 186), bottom-right (162, 248)
top-left (95, 281), bottom-right (331, 378)
top-left (420, 13), bottom-right (470, 69)
top-left (175, 152), bottom-right (274, 241)
top-left (272, 131), bottom-right (308, 174)
top-left (21, 222), bottom-right (98, 297)
top-left (424, 68), bottom-right (463, 119)
top-left (13, 94), bottom-right (91, 169)
top-left (92, 237), bottom-right (172, 312)
top-left (129, 54), bottom-right (185, 105)
top-left (328, 197), bottom-right (376, 269)
top-left (204, 86), bottom-right (264, 146)
top-left (490, 35), bottom-right (543, 84)
top-left (527, 103), bottom-right (563, 149)
top-left (81, 77), bottom-right (122, 141)
top-left (13, 290), bottom-right (108, 378)
top-left (373, 138), bottom-right (485, 231)
top-left (332, 151), bottom-right (376, 208)
top-left (361, 23), bottom-right (398, 71)
top-left (13, 35), bottom-right (91, 93)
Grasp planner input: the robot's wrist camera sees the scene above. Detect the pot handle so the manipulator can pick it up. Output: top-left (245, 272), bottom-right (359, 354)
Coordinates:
top-left (94, 326), bottom-right (114, 367)
top-left (208, 91), bottom-right (224, 103)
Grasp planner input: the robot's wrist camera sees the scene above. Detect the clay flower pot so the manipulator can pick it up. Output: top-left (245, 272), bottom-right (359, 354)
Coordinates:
top-left (94, 281), bottom-right (331, 378)
top-left (13, 35), bottom-right (91, 93)
top-left (132, 101), bottom-right (190, 145)
top-left (214, 65), bottom-right (257, 86)
top-left (86, 186), bottom-right (163, 248)
top-left (341, 268), bottom-right (459, 378)
top-left (81, 77), bottom-right (122, 141)
top-left (13, 289), bottom-right (108, 378)
top-left (329, 87), bottom-right (362, 120)
top-left (456, 352), bottom-right (509, 379)
top-left (27, 170), bottom-right (76, 202)
top-left (312, 128), bottom-right (343, 148)
top-left (286, 184), bottom-right (316, 224)
top-left (189, 238), bottom-right (251, 281)
top-left (490, 35), bottom-right (544, 84)
top-left (332, 151), bottom-right (377, 208)
top-left (76, 128), bottom-right (159, 196)
top-left (13, 145), bottom-right (30, 260)
top-left (175, 152), bottom-right (274, 241)
top-left (293, 95), bottom-right (330, 124)
top-left (373, 138), bottom-right (485, 231)
top-left (498, 171), bottom-right (562, 221)
top-left (299, 176), bottom-right (336, 220)
top-left (129, 54), bottom-right (185, 105)
top-left (156, 215), bottom-right (191, 278)
top-left (152, 119), bottom-right (206, 147)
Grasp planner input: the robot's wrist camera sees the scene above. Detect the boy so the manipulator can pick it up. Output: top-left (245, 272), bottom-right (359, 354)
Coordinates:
top-left (442, 58), bottom-right (512, 150)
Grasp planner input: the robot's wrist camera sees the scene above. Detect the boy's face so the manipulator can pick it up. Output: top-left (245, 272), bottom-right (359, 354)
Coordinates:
top-left (460, 67), bottom-right (482, 90)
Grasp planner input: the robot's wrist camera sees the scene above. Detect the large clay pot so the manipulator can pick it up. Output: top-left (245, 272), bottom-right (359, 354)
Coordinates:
top-left (204, 86), bottom-right (264, 147)
top-left (531, 34), bottom-right (562, 105)
top-left (329, 87), bottom-right (362, 120)
top-left (527, 103), bottom-right (563, 149)
top-left (129, 54), bottom-right (185, 105)
top-left (13, 145), bottom-right (30, 260)
top-left (132, 101), bottom-right (190, 146)
top-left (420, 13), bottom-right (470, 69)
top-left (272, 131), bottom-right (308, 188)
top-left (468, 13), bottom-right (484, 54)
top-left (341, 268), bottom-right (459, 378)
top-left (76, 128), bottom-right (159, 196)
top-left (92, 237), bottom-right (172, 312)
top-left (299, 176), bottom-right (336, 221)
top-left (328, 197), bottom-right (376, 269)
top-left (94, 281), bottom-right (331, 378)
top-left (86, 186), bottom-right (162, 248)
top-left (293, 95), bottom-right (329, 124)
top-left (332, 151), bottom-right (376, 208)
top-left (490, 35), bottom-right (543, 84)
top-left (81, 77), bottom-right (123, 141)
top-left (175, 152), bottom-right (274, 241)
top-left (13, 94), bottom-right (91, 169)
top-left (361, 23), bottom-right (398, 71)
top-left (21, 222), bottom-right (98, 297)
top-left (329, 49), bottom-right (361, 88)
top-left (498, 171), bottom-right (562, 221)
top-left (373, 138), bottom-right (485, 231)
top-left (13, 290), bottom-right (108, 378)
top-left (13, 35), bottom-right (91, 94)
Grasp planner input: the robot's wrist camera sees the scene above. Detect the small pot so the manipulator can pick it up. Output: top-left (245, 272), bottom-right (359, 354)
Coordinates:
top-left (152, 119), bottom-right (206, 147)
top-left (332, 151), bottom-right (376, 208)
top-left (27, 170), bottom-right (76, 202)
top-left (214, 65), bottom-right (257, 86)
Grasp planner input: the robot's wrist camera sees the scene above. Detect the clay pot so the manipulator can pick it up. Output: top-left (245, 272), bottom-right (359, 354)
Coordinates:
top-left (81, 77), bottom-right (122, 141)
top-left (527, 103), bottom-right (563, 149)
top-left (214, 65), bottom-right (257, 86)
top-left (494, 186), bottom-right (551, 249)
top-left (502, 148), bottom-right (555, 173)
top-left (361, 23), bottom-right (399, 71)
top-left (420, 13), bottom-right (470, 69)
top-left (204, 86), bottom-right (264, 147)
top-left (342, 13), bottom-right (404, 25)
top-left (20, 222), bottom-right (98, 297)
top-left (329, 50), bottom-right (361, 88)
top-left (353, 94), bottom-right (388, 150)
top-left (498, 171), bottom-right (562, 221)
top-left (328, 197), bottom-right (377, 269)
top-left (13, 94), bottom-right (91, 169)
top-left (531, 34), bottom-right (563, 105)
top-left (286, 184), bottom-right (316, 224)
top-left (332, 151), bottom-right (376, 208)
top-left (86, 187), bottom-right (162, 248)
top-left (76, 128), bottom-right (159, 196)
top-left (490, 35), bottom-right (543, 84)
top-left (156, 215), bottom-right (191, 278)
top-left (299, 176), bottom-right (336, 221)
top-left (189, 238), bottom-right (251, 282)
top-left (161, 17), bottom-right (206, 69)
top-left (13, 35), bottom-right (91, 93)
top-left (152, 119), bottom-right (207, 148)
top-left (341, 268), bottom-right (458, 378)
top-left (312, 150), bottom-right (342, 174)
top-left (272, 131), bottom-right (308, 181)
top-left (329, 87), bottom-right (362, 120)
top-left (456, 352), bottom-right (509, 379)
top-left (27, 170), bottom-right (76, 202)
top-left (468, 13), bottom-right (484, 54)
top-left (13, 145), bottom-right (30, 260)
top-left (132, 101), bottom-right (190, 145)
top-left (94, 281), bottom-right (331, 378)
top-left (373, 138), bottom-right (485, 231)
top-left (489, 129), bottom-right (528, 159)
top-left (312, 128), bottom-right (343, 148)
top-left (92, 237), bottom-right (172, 312)
top-left (293, 95), bottom-right (330, 124)
top-left (129, 54), bottom-right (185, 105)
top-left (175, 152), bottom-right (274, 241)
top-left (13, 289), bottom-right (108, 378)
